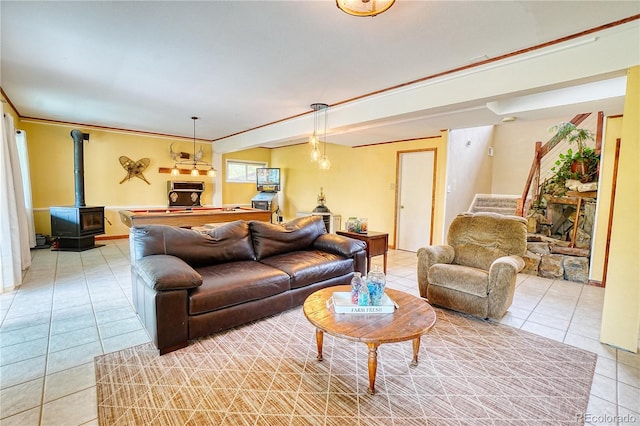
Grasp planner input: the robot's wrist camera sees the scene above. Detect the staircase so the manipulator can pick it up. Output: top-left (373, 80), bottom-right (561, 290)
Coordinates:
top-left (469, 194), bottom-right (520, 216)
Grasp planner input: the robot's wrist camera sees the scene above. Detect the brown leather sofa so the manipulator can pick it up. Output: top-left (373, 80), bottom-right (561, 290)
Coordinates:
top-left (130, 215), bottom-right (367, 354)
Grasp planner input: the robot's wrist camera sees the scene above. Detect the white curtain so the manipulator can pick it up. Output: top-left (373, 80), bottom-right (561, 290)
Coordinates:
top-left (1, 111), bottom-right (32, 292)
top-left (16, 130), bottom-right (36, 248)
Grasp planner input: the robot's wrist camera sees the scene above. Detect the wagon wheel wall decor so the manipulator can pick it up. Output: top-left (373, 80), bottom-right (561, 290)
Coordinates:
top-left (119, 156), bottom-right (151, 185)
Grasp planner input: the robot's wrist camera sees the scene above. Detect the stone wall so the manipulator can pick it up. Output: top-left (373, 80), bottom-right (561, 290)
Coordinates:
top-left (522, 241), bottom-right (590, 283)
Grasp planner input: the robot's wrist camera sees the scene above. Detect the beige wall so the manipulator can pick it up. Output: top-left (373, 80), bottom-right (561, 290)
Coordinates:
top-left (492, 118), bottom-right (558, 195)
top-left (600, 66), bottom-right (640, 353)
top-left (444, 126), bottom-right (494, 234)
top-left (270, 135), bottom-right (448, 247)
top-left (491, 116), bottom-right (598, 195)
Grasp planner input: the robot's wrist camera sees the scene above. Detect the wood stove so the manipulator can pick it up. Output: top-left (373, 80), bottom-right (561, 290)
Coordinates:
top-left (50, 129), bottom-right (105, 251)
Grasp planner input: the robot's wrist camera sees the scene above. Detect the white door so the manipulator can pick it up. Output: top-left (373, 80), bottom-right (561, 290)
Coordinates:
top-left (396, 150), bottom-right (436, 251)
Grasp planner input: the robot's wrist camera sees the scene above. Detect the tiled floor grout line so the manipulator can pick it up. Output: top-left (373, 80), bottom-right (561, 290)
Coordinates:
top-left (562, 278), bottom-right (584, 346)
top-left (38, 249), bottom-right (57, 426)
top-left (82, 251), bottom-right (107, 357)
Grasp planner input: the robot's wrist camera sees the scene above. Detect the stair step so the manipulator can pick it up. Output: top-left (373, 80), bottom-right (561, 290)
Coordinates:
top-left (474, 197), bottom-right (518, 208)
top-left (471, 206), bottom-right (517, 215)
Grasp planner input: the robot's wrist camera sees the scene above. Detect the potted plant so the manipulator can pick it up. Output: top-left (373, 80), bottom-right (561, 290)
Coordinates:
top-left (544, 146), bottom-right (599, 197)
top-left (548, 122), bottom-right (597, 178)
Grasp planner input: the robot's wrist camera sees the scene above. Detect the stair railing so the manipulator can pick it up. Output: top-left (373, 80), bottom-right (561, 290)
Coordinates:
top-left (516, 113), bottom-right (595, 217)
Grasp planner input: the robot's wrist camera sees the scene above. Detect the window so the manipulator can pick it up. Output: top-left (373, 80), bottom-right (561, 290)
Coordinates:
top-left (226, 160), bottom-right (268, 183)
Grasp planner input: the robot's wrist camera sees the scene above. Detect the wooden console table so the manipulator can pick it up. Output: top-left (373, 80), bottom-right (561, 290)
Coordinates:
top-left (336, 230), bottom-right (388, 273)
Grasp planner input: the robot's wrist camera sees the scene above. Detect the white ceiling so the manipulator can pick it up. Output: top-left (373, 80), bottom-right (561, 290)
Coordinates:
top-left (1, 1), bottom-right (639, 152)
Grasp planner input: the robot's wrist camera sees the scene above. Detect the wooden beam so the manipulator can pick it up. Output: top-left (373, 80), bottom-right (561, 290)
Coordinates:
top-left (602, 138), bottom-right (622, 288)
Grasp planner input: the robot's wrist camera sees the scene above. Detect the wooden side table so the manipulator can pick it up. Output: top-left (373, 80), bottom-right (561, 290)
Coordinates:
top-left (336, 230), bottom-right (388, 273)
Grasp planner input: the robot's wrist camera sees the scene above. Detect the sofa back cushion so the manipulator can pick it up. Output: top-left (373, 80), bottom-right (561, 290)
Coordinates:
top-left (130, 221), bottom-right (255, 267)
top-left (447, 212), bottom-right (527, 271)
top-left (250, 215), bottom-right (326, 260)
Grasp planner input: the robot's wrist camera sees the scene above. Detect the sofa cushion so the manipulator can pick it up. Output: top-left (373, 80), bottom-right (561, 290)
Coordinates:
top-left (189, 261), bottom-right (290, 315)
top-left (428, 263), bottom-right (489, 297)
top-left (131, 221), bottom-right (255, 267)
top-left (260, 250), bottom-right (353, 289)
top-left (250, 216), bottom-right (326, 260)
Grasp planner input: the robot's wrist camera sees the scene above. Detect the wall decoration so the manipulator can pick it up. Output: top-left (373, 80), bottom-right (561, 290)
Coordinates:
top-left (170, 142), bottom-right (202, 161)
top-left (119, 156), bottom-right (151, 185)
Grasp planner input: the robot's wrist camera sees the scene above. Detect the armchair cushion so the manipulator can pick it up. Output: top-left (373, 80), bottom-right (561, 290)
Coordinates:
top-left (449, 212), bottom-right (528, 270)
top-left (429, 264), bottom-right (489, 297)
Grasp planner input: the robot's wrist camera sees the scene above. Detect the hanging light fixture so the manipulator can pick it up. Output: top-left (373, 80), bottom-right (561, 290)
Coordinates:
top-left (309, 103), bottom-right (327, 163)
top-left (170, 116), bottom-right (217, 177)
top-left (336, 0), bottom-right (395, 17)
top-left (317, 105), bottom-right (331, 170)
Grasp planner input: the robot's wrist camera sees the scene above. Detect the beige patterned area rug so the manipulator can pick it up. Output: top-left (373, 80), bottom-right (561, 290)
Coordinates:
top-left (95, 307), bottom-right (596, 425)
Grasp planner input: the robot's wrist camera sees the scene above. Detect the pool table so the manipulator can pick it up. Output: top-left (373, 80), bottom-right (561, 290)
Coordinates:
top-left (119, 207), bottom-right (272, 228)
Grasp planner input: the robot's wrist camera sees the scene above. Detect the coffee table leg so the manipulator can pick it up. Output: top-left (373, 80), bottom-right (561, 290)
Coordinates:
top-left (366, 343), bottom-right (380, 395)
top-left (315, 329), bottom-right (324, 361)
top-left (410, 337), bottom-right (420, 367)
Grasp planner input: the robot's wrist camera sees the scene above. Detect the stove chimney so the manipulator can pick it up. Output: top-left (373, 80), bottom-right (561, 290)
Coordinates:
top-left (70, 129), bottom-right (89, 207)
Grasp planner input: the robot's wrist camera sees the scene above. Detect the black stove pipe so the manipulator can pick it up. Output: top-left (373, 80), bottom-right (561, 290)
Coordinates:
top-left (70, 129), bottom-right (89, 207)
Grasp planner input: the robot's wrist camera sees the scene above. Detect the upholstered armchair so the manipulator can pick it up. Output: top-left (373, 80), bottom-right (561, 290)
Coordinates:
top-left (417, 212), bottom-right (527, 320)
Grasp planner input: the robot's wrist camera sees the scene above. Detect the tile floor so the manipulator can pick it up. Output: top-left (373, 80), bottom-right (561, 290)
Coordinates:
top-left (1, 241), bottom-right (639, 425)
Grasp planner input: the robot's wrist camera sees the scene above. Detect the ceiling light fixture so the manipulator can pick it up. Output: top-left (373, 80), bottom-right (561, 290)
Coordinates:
top-left (171, 116), bottom-right (216, 178)
top-left (317, 105), bottom-right (331, 170)
top-left (336, 0), bottom-right (395, 17)
top-left (309, 103), bottom-right (325, 163)
top-left (310, 103), bottom-right (328, 164)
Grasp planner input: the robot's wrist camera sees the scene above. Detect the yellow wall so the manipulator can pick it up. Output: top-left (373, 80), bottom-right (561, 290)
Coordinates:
top-left (600, 66), bottom-right (640, 352)
top-left (270, 135), bottom-right (448, 247)
top-left (12, 115), bottom-right (447, 246)
top-left (19, 120), bottom-right (214, 237)
top-left (222, 147), bottom-right (271, 206)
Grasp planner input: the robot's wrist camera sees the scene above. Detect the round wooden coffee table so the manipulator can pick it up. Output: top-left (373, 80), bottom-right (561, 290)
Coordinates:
top-left (303, 285), bottom-right (437, 395)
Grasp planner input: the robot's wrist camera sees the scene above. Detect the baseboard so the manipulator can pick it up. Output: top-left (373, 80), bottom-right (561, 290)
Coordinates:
top-left (96, 234), bottom-right (129, 241)
top-left (588, 279), bottom-right (604, 287)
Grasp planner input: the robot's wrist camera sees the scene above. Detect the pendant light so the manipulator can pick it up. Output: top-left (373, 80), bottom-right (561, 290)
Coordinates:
top-left (317, 105), bottom-right (331, 170)
top-left (309, 103), bottom-right (327, 163)
top-left (309, 103), bottom-right (330, 169)
top-left (170, 117), bottom-right (216, 177)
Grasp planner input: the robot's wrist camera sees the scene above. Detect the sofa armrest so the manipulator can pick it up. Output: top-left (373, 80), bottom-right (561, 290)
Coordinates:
top-left (416, 245), bottom-right (455, 298)
top-left (487, 255), bottom-right (525, 318)
top-left (313, 233), bottom-right (366, 257)
top-left (134, 254), bottom-right (203, 291)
